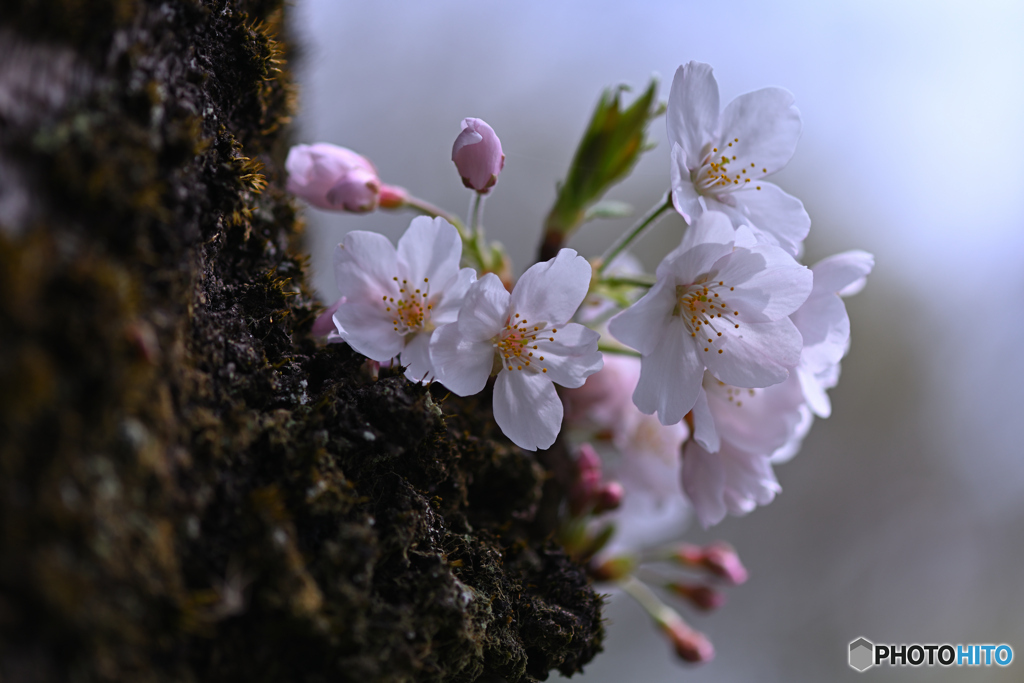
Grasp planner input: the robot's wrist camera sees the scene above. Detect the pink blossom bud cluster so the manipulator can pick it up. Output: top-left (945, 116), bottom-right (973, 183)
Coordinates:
top-left (568, 444), bottom-right (623, 516)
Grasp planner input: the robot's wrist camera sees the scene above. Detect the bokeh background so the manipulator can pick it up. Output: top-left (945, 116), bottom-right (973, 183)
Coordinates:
top-left (289, 1), bottom-right (1024, 680)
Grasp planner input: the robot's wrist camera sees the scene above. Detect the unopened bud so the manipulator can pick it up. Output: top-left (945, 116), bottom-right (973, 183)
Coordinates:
top-left (452, 117), bottom-right (504, 193)
top-left (286, 143), bottom-right (381, 212)
top-left (569, 443), bottom-right (604, 515)
top-left (312, 297), bottom-right (345, 341)
top-left (661, 615), bottom-right (715, 663)
top-left (378, 184), bottom-right (409, 209)
top-left (701, 542), bottom-right (748, 585)
top-left (589, 554), bottom-right (636, 582)
top-left (672, 542), bottom-right (748, 585)
top-left (593, 481), bottom-right (623, 513)
top-left (667, 582), bottom-right (725, 612)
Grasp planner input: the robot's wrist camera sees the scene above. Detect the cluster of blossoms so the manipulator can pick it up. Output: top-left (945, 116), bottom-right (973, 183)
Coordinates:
top-left (288, 62), bottom-right (872, 665)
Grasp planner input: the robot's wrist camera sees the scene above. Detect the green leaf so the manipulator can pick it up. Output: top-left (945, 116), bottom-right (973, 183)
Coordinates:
top-left (543, 78), bottom-right (662, 243)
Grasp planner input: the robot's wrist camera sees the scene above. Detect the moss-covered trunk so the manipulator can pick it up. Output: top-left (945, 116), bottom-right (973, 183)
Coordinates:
top-left (0, 2), bottom-right (603, 680)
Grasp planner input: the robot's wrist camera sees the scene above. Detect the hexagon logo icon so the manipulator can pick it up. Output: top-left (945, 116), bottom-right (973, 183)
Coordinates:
top-left (849, 637), bottom-right (875, 672)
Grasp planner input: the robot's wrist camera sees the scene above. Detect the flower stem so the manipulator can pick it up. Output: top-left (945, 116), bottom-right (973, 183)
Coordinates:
top-left (469, 192), bottom-right (486, 236)
top-left (404, 195), bottom-right (465, 233)
top-left (596, 191), bottom-right (673, 277)
top-left (461, 192), bottom-right (489, 271)
top-left (597, 342), bottom-right (640, 357)
top-left (598, 275), bottom-right (654, 289)
top-left (619, 576), bottom-right (674, 625)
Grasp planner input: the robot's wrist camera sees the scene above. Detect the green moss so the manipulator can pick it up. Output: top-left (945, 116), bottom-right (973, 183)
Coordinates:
top-left (0, 1), bottom-right (604, 680)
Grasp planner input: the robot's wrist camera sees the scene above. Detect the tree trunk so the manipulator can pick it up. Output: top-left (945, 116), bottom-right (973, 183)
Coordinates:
top-left (0, 2), bottom-right (603, 681)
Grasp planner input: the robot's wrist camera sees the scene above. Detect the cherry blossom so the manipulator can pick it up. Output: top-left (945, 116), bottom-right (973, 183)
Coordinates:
top-left (331, 216), bottom-right (475, 382)
top-left (682, 372), bottom-right (805, 527)
top-left (607, 211), bottom-right (812, 426)
top-left (667, 61), bottom-right (808, 255)
top-left (430, 249), bottom-right (602, 451)
top-left (791, 250), bottom-right (875, 417)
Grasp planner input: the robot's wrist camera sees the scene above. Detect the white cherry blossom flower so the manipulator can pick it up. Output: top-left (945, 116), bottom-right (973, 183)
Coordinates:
top-left (430, 249), bottom-right (602, 451)
top-left (668, 61), bottom-right (809, 256)
top-left (681, 372), bottom-right (805, 527)
top-left (791, 250), bottom-right (874, 417)
top-left (682, 439), bottom-right (781, 528)
top-left (331, 216), bottom-right (475, 382)
top-left (607, 211), bottom-right (812, 426)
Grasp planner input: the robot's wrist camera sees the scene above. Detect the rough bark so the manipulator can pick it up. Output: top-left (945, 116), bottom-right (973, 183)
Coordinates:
top-left (0, 2), bottom-right (603, 681)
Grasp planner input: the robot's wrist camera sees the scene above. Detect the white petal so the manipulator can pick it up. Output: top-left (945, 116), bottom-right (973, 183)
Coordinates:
top-left (691, 386), bottom-right (721, 453)
top-left (396, 216), bottom-right (462, 289)
top-left (733, 182), bottom-right (810, 256)
top-left (335, 300), bottom-right (404, 361)
top-left (798, 365), bottom-right (832, 418)
top-left (430, 267), bottom-right (477, 326)
top-left (401, 332), bottom-right (434, 384)
top-left (719, 445), bottom-right (781, 514)
top-left (429, 323), bottom-right (495, 396)
top-left (673, 210), bottom-right (735, 260)
top-left (510, 248), bottom-right (591, 324)
top-left (492, 370), bottom-right (562, 451)
top-left (811, 250), bottom-right (875, 296)
top-left (656, 211), bottom-right (735, 289)
top-left (533, 323), bottom-right (602, 388)
top-left (632, 318), bottom-right (704, 425)
top-left (682, 441), bottom-right (728, 528)
top-left (670, 143), bottom-right (704, 224)
top-left (457, 273), bottom-right (509, 342)
top-left (706, 374), bottom-right (805, 454)
top-left (667, 62), bottom-right (720, 171)
top-left (714, 244), bottom-right (812, 322)
top-left (607, 279), bottom-right (675, 355)
top-left (718, 86), bottom-right (801, 177)
top-left (334, 231), bottom-right (399, 299)
top-left (703, 317), bottom-right (802, 388)
top-left (793, 293), bottom-right (849, 374)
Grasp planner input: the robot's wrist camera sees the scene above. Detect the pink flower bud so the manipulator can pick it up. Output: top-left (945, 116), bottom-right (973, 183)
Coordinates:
top-left (672, 542), bottom-right (748, 585)
top-left (451, 118), bottom-right (504, 193)
top-left (286, 143), bottom-right (381, 212)
top-left (593, 481), bottom-right (624, 513)
top-left (667, 582), bottom-right (725, 611)
top-left (312, 297), bottom-right (345, 340)
top-left (661, 616), bottom-right (715, 663)
top-left (569, 443), bottom-right (604, 515)
top-left (701, 542), bottom-right (749, 586)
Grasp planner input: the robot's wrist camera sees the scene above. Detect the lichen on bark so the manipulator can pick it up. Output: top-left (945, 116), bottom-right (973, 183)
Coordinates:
top-left (0, 1), bottom-right (604, 681)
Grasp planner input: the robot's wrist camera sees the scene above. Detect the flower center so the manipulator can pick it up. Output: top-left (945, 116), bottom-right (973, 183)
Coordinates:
top-left (494, 312), bottom-right (558, 374)
top-left (691, 138), bottom-right (766, 196)
top-left (384, 276), bottom-right (434, 336)
top-left (672, 278), bottom-right (740, 355)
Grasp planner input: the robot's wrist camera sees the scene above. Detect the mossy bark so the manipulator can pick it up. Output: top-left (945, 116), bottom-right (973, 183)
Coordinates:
top-left (0, 2), bottom-right (603, 681)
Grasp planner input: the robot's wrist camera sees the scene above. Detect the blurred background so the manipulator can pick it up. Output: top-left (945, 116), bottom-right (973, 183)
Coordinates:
top-left (289, 1), bottom-right (1024, 680)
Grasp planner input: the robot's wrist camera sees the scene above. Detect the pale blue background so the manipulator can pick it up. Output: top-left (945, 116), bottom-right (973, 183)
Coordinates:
top-left (291, 1), bottom-right (1024, 680)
